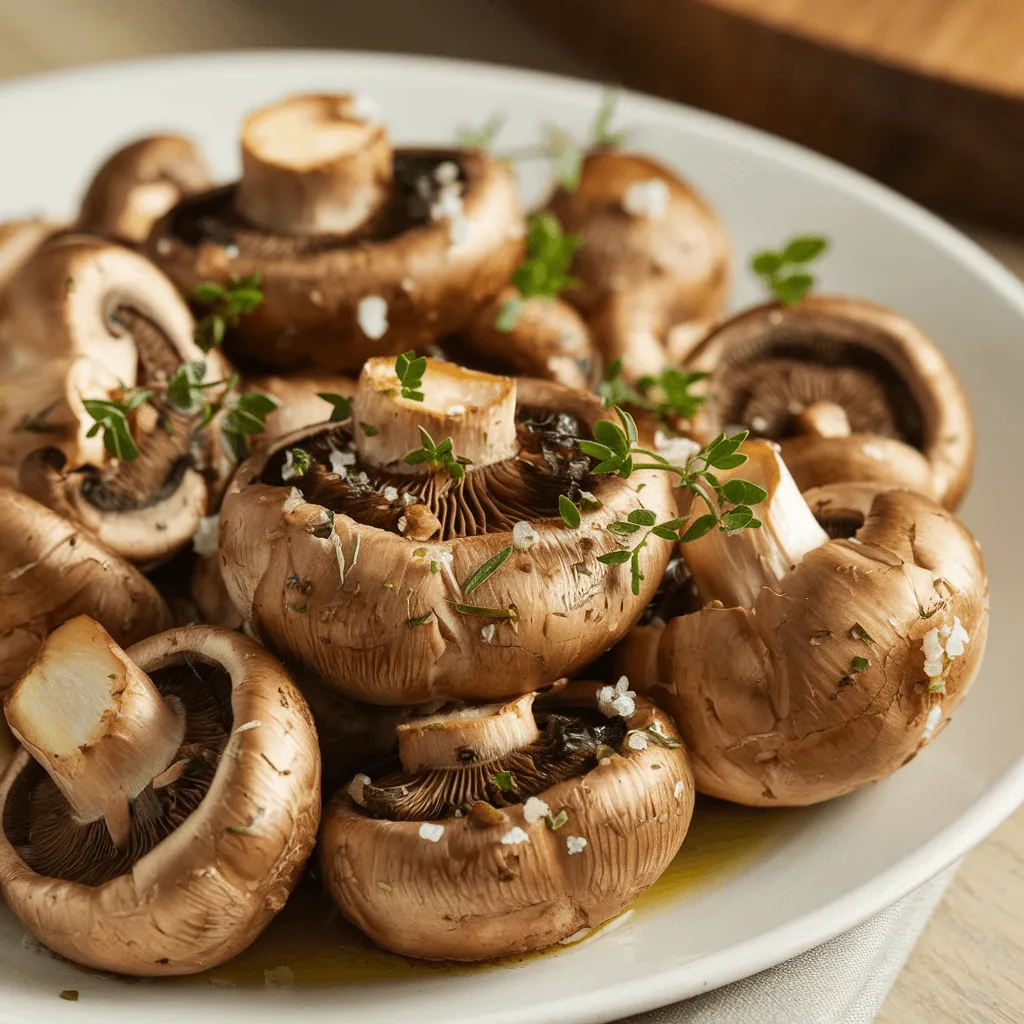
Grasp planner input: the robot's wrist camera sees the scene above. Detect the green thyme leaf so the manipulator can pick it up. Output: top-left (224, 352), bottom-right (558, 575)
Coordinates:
top-left (627, 508), bottom-right (657, 527)
top-left (608, 521), bottom-right (641, 537)
top-left (494, 297), bottom-right (524, 332)
top-left (681, 514), bottom-right (719, 542)
top-left (220, 390), bottom-right (279, 461)
top-left (852, 623), bottom-right (875, 645)
top-left (318, 392), bottom-right (353, 421)
top-left (645, 723), bottom-right (683, 748)
top-left (772, 273), bottom-right (816, 305)
top-left (407, 611), bottom-right (435, 628)
top-left (851, 656), bottom-right (870, 673)
top-left (360, 422), bottom-right (378, 437)
top-left (545, 809), bottom-right (569, 830)
top-left (283, 447), bottom-right (312, 479)
top-left (191, 274), bottom-right (263, 351)
top-left (457, 114), bottom-right (505, 151)
top-left (751, 235), bottom-right (828, 305)
top-left (590, 86), bottom-right (626, 149)
top-left (448, 602), bottom-right (518, 620)
top-left (395, 351), bottom-right (427, 401)
top-left (782, 236), bottom-right (829, 263)
top-left (462, 545), bottom-right (514, 595)
top-left (597, 549), bottom-right (632, 565)
top-left (559, 494), bottom-right (581, 529)
top-left (403, 426), bottom-right (466, 482)
top-left (721, 478), bottom-right (769, 505)
top-left (492, 770), bottom-right (517, 792)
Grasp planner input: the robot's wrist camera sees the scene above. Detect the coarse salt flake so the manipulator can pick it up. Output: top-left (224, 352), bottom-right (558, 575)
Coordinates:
top-left (281, 449), bottom-right (300, 481)
top-left (447, 404), bottom-right (466, 416)
top-left (234, 720), bottom-right (261, 734)
top-left (329, 449), bottom-right (356, 477)
top-left (673, 780), bottom-right (686, 800)
top-left (945, 617), bottom-right (970, 657)
top-left (627, 731), bottom-right (649, 751)
top-left (750, 415), bottom-right (770, 432)
top-left (500, 826), bottom-right (530, 846)
top-left (418, 822), bottom-right (445, 843)
top-left (480, 623), bottom-right (496, 643)
top-left (566, 835), bottom-right (588, 855)
top-left (922, 704), bottom-right (943, 742)
top-left (382, 485), bottom-right (399, 502)
top-left (347, 773), bottom-right (371, 806)
top-left (192, 514), bottom-right (220, 558)
top-left (623, 178), bottom-right (670, 220)
top-left (523, 796), bottom-right (551, 824)
top-left (356, 296), bottom-right (389, 340)
top-left (512, 520), bottom-right (539, 552)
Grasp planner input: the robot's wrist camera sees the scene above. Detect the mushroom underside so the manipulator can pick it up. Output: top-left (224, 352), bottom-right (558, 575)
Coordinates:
top-left (2, 659), bottom-right (231, 886)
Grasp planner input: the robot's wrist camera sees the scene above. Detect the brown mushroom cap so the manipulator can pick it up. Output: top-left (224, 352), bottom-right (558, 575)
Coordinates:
top-left (319, 680), bottom-right (693, 960)
top-left (146, 95), bottom-right (524, 373)
top-left (444, 286), bottom-right (599, 390)
top-left (219, 362), bottom-right (676, 704)
top-left (0, 219), bottom-right (54, 293)
top-left (685, 296), bottom-right (975, 509)
top-left (246, 371), bottom-right (357, 442)
top-left (618, 444), bottom-right (989, 806)
top-left (547, 151), bottom-right (730, 379)
top-left (0, 487), bottom-right (171, 693)
top-left (77, 135), bottom-right (211, 245)
top-left (0, 236), bottom-right (232, 566)
top-left (0, 622), bottom-right (320, 976)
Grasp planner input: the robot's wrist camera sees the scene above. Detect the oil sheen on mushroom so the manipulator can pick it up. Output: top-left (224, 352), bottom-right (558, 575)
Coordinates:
top-left (320, 682), bottom-right (694, 960)
top-left (219, 359), bottom-right (677, 704)
top-left (618, 442), bottom-right (989, 806)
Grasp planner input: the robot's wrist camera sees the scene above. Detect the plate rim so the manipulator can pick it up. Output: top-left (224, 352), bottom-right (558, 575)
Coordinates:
top-left (2, 48), bottom-right (1024, 1023)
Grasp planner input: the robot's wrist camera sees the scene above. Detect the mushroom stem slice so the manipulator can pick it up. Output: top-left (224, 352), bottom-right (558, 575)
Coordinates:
top-left (398, 694), bottom-right (540, 771)
top-left (794, 401), bottom-right (852, 439)
top-left (354, 357), bottom-right (519, 473)
top-left (684, 441), bottom-right (829, 609)
top-left (4, 616), bottom-right (185, 848)
top-left (235, 93), bottom-right (393, 236)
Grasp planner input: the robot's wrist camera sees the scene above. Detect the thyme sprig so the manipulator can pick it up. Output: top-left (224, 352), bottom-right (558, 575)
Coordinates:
top-left (403, 426), bottom-right (468, 482)
top-left (82, 387), bottom-right (152, 461)
top-left (751, 235), bottom-right (829, 305)
top-left (393, 350), bottom-right (427, 402)
top-left (597, 509), bottom-right (690, 595)
top-left (318, 392), bottom-right (353, 421)
top-left (191, 273), bottom-right (264, 352)
top-left (599, 359), bottom-right (709, 424)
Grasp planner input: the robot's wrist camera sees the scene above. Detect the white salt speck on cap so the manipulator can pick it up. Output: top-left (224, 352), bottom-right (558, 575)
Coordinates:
top-left (922, 704), bottom-right (943, 742)
top-left (673, 780), bottom-right (686, 800)
top-left (566, 835), bottom-right (588, 855)
top-left (622, 178), bottom-right (670, 220)
top-left (480, 623), bottom-right (496, 643)
top-left (945, 617), bottom-right (970, 657)
top-left (500, 826), bottom-right (530, 846)
top-left (654, 430), bottom-right (701, 463)
top-left (434, 161), bottom-right (460, 185)
top-left (512, 520), bottom-right (539, 552)
top-left (281, 449), bottom-right (300, 481)
top-left (447, 404), bottom-right (466, 416)
top-left (751, 415), bottom-right (769, 433)
top-left (599, 676), bottom-right (636, 719)
top-left (860, 443), bottom-right (886, 461)
top-left (192, 514), bottom-right (220, 558)
top-left (329, 449), bottom-right (356, 477)
top-left (156, 237), bottom-right (173, 255)
top-left (627, 731), bottom-right (649, 751)
top-left (356, 296), bottom-right (389, 340)
top-left (347, 773), bottom-right (371, 807)
top-left (418, 822), bottom-right (445, 843)
top-left (396, 516), bottom-right (408, 534)
top-left (523, 796), bottom-right (551, 824)
top-left (382, 485), bottom-right (399, 502)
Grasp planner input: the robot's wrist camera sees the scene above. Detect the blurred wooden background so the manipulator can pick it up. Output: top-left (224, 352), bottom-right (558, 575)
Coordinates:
top-left (0, 2), bottom-right (1022, 1021)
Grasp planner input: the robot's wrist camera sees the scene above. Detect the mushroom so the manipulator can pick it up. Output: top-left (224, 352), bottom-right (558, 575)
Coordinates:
top-left (320, 680), bottom-right (693, 960)
top-left (245, 372), bottom-right (357, 442)
top-left (0, 487), bottom-right (171, 693)
top-left (77, 135), bottom-right (212, 245)
top-left (219, 357), bottom-right (676, 704)
top-left (547, 151), bottom-right (730, 379)
top-left (441, 286), bottom-right (599, 390)
top-left (617, 442), bottom-right (989, 806)
top-left (0, 236), bottom-right (233, 567)
top-left (0, 617), bottom-right (320, 975)
top-left (684, 297), bottom-right (975, 509)
top-left (0, 218), bottom-right (54, 294)
top-left (146, 93), bottom-right (524, 372)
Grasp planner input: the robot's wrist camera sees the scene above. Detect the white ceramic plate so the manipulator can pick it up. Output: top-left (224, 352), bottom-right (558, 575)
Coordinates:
top-left (1, 50), bottom-right (1023, 1024)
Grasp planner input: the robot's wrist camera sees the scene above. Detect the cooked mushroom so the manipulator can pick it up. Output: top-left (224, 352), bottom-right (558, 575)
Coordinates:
top-left (219, 357), bottom-right (676, 703)
top-left (246, 372), bottom-right (356, 442)
top-left (0, 617), bottom-right (320, 975)
top-left (685, 297), bottom-right (975, 509)
top-left (547, 151), bottom-right (730, 379)
top-left (0, 487), bottom-right (171, 693)
top-left (617, 442), bottom-right (989, 806)
top-left (77, 135), bottom-right (211, 245)
top-left (440, 286), bottom-right (599, 390)
top-left (320, 680), bottom-right (693, 959)
top-left (146, 93), bottom-right (524, 372)
top-left (0, 236), bottom-right (232, 566)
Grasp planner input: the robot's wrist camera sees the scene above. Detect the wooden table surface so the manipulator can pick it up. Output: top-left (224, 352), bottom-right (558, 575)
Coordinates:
top-left (1, 3), bottom-right (1021, 1021)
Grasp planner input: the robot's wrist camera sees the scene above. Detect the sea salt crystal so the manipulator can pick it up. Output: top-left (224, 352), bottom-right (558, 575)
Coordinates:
top-left (192, 514), bottom-right (220, 557)
top-left (347, 773), bottom-right (371, 807)
top-left (627, 731), bottom-right (649, 751)
top-left (523, 797), bottom-right (551, 824)
top-left (418, 822), bottom-right (445, 843)
top-left (329, 449), bottom-right (356, 477)
top-left (566, 836), bottom-right (588, 855)
top-left (500, 827), bottom-right (530, 845)
top-left (622, 178), bottom-right (670, 220)
top-left (673, 780), bottom-right (686, 800)
top-left (512, 520), bottom-right (539, 552)
top-left (922, 704), bottom-right (943, 742)
top-left (480, 623), bottom-right (496, 643)
top-left (382, 485), bottom-right (399, 502)
top-left (356, 296), bottom-right (389, 340)
top-left (598, 676), bottom-right (636, 719)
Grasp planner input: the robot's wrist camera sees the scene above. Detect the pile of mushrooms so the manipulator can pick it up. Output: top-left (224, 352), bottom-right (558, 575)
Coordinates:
top-left (0, 85), bottom-right (993, 975)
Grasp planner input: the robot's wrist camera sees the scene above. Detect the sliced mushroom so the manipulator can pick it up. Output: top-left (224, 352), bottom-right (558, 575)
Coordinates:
top-left (617, 442), bottom-right (989, 806)
top-left (320, 680), bottom-right (693, 960)
top-left (547, 151), bottom-right (730, 379)
top-left (219, 358), bottom-right (676, 704)
top-left (441, 286), bottom-right (599, 390)
top-left (0, 487), bottom-right (171, 693)
top-left (146, 93), bottom-right (524, 372)
top-left (0, 618), bottom-right (320, 975)
top-left (0, 236), bottom-right (232, 566)
top-left (246, 372), bottom-right (356, 442)
top-left (685, 297), bottom-right (975, 509)
top-left (77, 135), bottom-right (211, 245)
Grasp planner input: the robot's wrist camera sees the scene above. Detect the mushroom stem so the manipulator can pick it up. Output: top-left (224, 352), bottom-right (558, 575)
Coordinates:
top-left (397, 694), bottom-right (539, 771)
top-left (683, 441), bottom-right (830, 609)
top-left (3, 616), bottom-right (185, 848)
top-left (235, 94), bottom-right (393, 236)
top-left (794, 401), bottom-right (852, 439)
top-left (354, 357), bottom-right (519, 474)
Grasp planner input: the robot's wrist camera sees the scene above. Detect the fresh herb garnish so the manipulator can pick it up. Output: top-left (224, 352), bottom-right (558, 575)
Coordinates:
top-left (191, 273), bottom-right (264, 352)
top-left (541, 86), bottom-right (625, 190)
top-left (545, 809), bottom-right (569, 830)
top-left (463, 545), bottom-right (514, 595)
top-left (219, 390), bottom-right (279, 461)
top-left (852, 623), bottom-right (875, 645)
top-left (13, 400), bottom-right (63, 435)
top-left (496, 212), bottom-right (581, 331)
top-left (599, 360), bottom-right (709, 424)
top-left (403, 426), bottom-right (468, 482)
top-left (394, 350), bottom-right (427, 402)
top-left (645, 722), bottom-right (683, 749)
top-left (591, 87), bottom-right (627, 149)
top-left (318, 392), bottom-right (353, 422)
top-left (360, 422), bottom-right (378, 437)
top-left (751, 235), bottom-right (829, 305)
top-left (448, 602), bottom-right (519, 621)
top-left (457, 114), bottom-right (505, 152)
top-left (558, 494), bottom-right (582, 529)
top-left (851, 656), bottom-right (870, 673)
top-left (597, 509), bottom-right (690, 596)
top-left (82, 386), bottom-right (152, 461)
top-left (282, 447), bottom-right (312, 481)
top-left (407, 611), bottom-right (435, 629)
top-left (492, 770), bottom-right (517, 792)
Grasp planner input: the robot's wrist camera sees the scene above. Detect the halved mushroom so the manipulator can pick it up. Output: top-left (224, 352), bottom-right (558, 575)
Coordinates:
top-left (0, 487), bottom-right (171, 693)
top-left (617, 442), bottom-right (989, 806)
top-left (219, 358), bottom-right (676, 703)
top-left (0, 617), bottom-right (320, 975)
top-left (440, 286), bottom-right (599, 390)
top-left (77, 135), bottom-right (212, 245)
top-left (146, 93), bottom-right (524, 372)
top-left (320, 680), bottom-right (693, 960)
top-left (547, 151), bottom-right (730, 380)
top-left (0, 236), bottom-right (232, 566)
top-left (685, 297), bottom-right (975, 509)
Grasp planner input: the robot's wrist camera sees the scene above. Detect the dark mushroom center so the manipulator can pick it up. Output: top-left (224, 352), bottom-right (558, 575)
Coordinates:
top-left (1, 659), bottom-right (232, 887)
top-left (709, 322), bottom-right (925, 447)
top-left (639, 556), bottom-right (701, 624)
top-left (809, 504), bottom-right (866, 540)
top-left (260, 405), bottom-right (595, 540)
top-left (360, 704), bottom-right (628, 822)
top-left (168, 151), bottom-right (468, 258)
